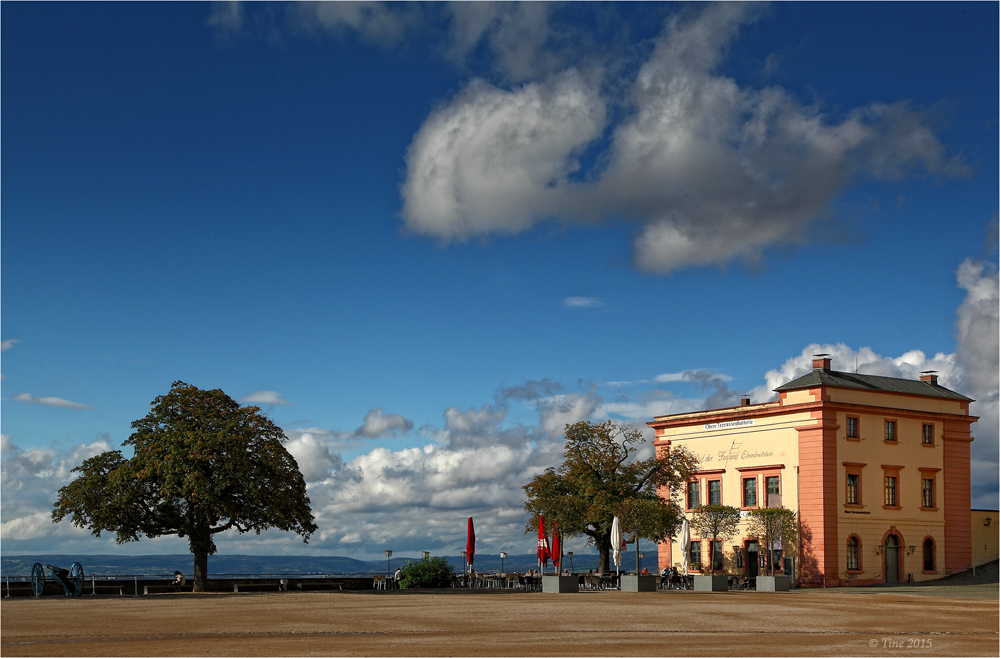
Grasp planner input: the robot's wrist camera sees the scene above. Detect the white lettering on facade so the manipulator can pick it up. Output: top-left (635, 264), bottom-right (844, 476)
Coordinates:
top-left (704, 419), bottom-right (755, 431)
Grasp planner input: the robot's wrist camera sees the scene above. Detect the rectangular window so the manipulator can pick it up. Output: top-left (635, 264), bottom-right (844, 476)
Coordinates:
top-left (743, 477), bottom-right (757, 507)
top-left (847, 537), bottom-right (860, 570)
top-left (884, 420), bottom-right (897, 443)
top-left (846, 416), bottom-right (859, 439)
top-left (846, 473), bottom-right (860, 505)
top-left (922, 424), bottom-right (934, 445)
top-left (923, 540), bottom-right (935, 572)
top-left (708, 480), bottom-right (722, 505)
top-left (687, 481), bottom-right (700, 509)
top-left (884, 476), bottom-right (897, 507)
top-left (689, 541), bottom-right (702, 569)
top-left (922, 478), bottom-right (934, 508)
top-left (766, 476), bottom-right (780, 506)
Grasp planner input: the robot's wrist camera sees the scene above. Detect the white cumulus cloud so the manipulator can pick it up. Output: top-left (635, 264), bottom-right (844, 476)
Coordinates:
top-left (354, 408), bottom-right (414, 439)
top-left (401, 69), bottom-right (607, 242)
top-left (401, 3), bottom-right (966, 274)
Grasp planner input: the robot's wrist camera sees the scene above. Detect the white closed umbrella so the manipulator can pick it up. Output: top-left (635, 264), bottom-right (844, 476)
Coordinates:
top-left (611, 516), bottom-right (623, 576)
top-left (679, 518), bottom-right (690, 576)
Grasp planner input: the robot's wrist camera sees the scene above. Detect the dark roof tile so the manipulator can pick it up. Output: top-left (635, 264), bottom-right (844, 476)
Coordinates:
top-left (774, 370), bottom-right (973, 402)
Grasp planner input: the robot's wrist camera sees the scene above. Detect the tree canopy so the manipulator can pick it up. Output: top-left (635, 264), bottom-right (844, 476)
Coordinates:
top-left (52, 381), bottom-right (318, 591)
top-left (523, 420), bottom-right (697, 573)
top-left (746, 506), bottom-right (798, 576)
top-left (690, 504), bottom-right (742, 575)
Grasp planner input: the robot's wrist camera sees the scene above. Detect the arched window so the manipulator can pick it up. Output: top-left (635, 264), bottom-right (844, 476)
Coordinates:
top-left (923, 538), bottom-right (935, 572)
top-left (847, 536), bottom-right (860, 571)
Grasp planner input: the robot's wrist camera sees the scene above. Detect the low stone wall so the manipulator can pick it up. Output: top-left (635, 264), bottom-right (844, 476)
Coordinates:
top-left (2, 576), bottom-right (376, 598)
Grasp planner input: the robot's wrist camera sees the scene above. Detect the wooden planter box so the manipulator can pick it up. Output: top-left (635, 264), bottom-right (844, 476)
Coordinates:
top-left (620, 575), bottom-right (657, 592)
top-left (542, 575), bottom-right (578, 593)
top-left (756, 575), bottom-right (791, 591)
top-left (694, 574), bottom-right (729, 592)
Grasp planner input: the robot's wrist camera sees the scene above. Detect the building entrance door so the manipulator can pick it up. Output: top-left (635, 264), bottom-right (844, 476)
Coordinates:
top-left (746, 541), bottom-right (759, 578)
top-left (884, 535), bottom-right (899, 584)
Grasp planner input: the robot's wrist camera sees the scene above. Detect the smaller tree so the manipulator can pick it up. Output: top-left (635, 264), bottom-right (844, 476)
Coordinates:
top-left (399, 556), bottom-right (454, 589)
top-left (745, 507), bottom-right (798, 576)
top-left (690, 504), bottom-right (742, 575)
top-left (524, 420), bottom-right (698, 574)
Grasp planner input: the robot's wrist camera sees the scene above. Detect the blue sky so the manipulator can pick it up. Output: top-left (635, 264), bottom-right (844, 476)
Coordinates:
top-left (2, 2), bottom-right (997, 562)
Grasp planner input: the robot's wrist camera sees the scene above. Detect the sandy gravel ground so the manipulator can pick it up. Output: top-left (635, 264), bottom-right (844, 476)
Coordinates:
top-left (2, 588), bottom-right (997, 657)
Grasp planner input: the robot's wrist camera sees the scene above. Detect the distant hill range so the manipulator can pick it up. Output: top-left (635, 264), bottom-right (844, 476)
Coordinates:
top-left (1, 551), bottom-right (652, 577)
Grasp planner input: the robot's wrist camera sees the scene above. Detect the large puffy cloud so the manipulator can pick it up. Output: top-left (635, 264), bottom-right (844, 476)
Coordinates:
top-left (285, 432), bottom-right (344, 483)
top-left (401, 69), bottom-right (607, 241)
top-left (0, 436), bottom-right (112, 542)
top-left (401, 3), bottom-right (965, 274)
top-left (952, 258), bottom-right (999, 508)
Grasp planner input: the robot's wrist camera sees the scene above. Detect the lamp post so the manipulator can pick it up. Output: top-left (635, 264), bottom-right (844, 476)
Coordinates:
top-left (567, 551), bottom-right (574, 574)
top-left (499, 552), bottom-right (507, 574)
top-left (422, 551), bottom-right (430, 560)
top-left (461, 550), bottom-right (468, 579)
top-left (638, 551), bottom-right (644, 574)
top-left (385, 550), bottom-right (392, 575)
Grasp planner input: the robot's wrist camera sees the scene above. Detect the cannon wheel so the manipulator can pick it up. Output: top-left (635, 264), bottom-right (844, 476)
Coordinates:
top-left (31, 562), bottom-right (45, 598)
top-left (69, 562), bottom-right (84, 597)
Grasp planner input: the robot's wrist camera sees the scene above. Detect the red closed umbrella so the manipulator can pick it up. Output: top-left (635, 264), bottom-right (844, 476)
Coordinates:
top-left (466, 517), bottom-right (475, 569)
top-left (537, 515), bottom-right (550, 570)
top-left (551, 520), bottom-right (561, 572)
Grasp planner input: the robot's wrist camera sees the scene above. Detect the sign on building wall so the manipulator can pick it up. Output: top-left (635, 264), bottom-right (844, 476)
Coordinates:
top-left (704, 419), bottom-right (755, 431)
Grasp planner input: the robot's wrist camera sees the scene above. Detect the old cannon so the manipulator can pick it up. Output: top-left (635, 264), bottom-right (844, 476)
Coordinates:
top-left (30, 561), bottom-right (84, 598)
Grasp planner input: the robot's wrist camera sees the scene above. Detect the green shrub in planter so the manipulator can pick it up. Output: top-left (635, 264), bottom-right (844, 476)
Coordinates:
top-left (399, 556), bottom-right (454, 588)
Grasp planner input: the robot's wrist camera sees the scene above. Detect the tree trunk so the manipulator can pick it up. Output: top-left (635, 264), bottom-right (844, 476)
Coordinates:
top-left (189, 525), bottom-right (212, 592)
top-left (597, 533), bottom-right (611, 574)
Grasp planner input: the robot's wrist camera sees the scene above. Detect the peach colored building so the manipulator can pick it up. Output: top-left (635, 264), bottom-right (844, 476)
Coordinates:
top-left (649, 355), bottom-right (978, 587)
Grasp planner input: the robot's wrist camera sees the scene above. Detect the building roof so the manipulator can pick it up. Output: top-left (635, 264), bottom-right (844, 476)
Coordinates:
top-left (774, 369), bottom-right (973, 402)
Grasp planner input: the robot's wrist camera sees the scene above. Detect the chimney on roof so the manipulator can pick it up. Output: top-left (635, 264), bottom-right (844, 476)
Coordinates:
top-left (812, 354), bottom-right (832, 372)
top-left (740, 395), bottom-right (751, 407)
top-left (920, 371), bottom-right (939, 386)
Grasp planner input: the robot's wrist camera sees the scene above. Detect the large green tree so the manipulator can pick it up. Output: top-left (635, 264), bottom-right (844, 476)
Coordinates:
top-left (523, 420), bottom-right (697, 574)
top-left (52, 381), bottom-right (318, 591)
